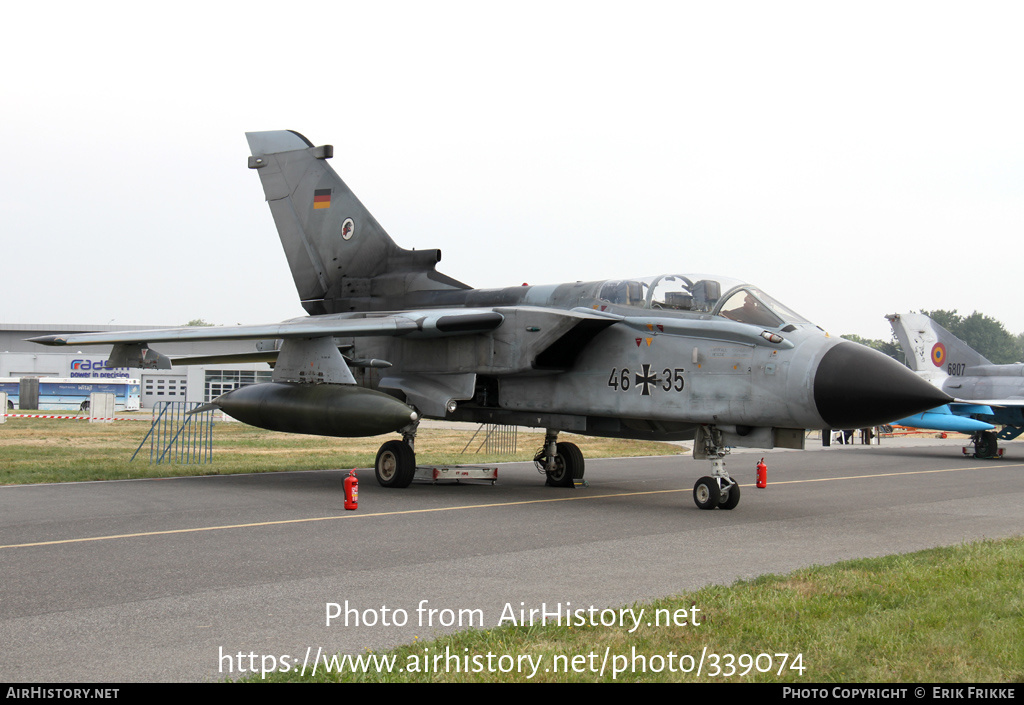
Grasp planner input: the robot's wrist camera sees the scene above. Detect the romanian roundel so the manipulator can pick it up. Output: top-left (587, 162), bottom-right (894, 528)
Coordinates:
top-left (931, 342), bottom-right (947, 367)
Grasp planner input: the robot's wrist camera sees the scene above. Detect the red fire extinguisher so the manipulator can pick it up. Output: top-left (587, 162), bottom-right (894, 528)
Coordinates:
top-left (344, 469), bottom-right (358, 510)
top-left (755, 457), bottom-right (767, 489)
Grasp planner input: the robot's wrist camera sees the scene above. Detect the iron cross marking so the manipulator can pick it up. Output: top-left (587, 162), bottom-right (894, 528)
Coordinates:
top-left (635, 363), bottom-right (658, 396)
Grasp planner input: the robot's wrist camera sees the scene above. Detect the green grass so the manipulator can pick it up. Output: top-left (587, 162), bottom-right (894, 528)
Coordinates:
top-left (0, 414), bottom-right (681, 485)
top-left (252, 538), bottom-right (1024, 682)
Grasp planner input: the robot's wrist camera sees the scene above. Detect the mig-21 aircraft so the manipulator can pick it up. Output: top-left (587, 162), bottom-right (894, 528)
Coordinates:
top-left (887, 312), bottom-right (1024, 458)
top-left (31, 130), bottom-right (950, 510)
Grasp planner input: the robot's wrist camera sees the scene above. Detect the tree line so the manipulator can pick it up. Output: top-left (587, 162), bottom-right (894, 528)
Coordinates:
top-left (843, 310), bottom-right (1024, 365)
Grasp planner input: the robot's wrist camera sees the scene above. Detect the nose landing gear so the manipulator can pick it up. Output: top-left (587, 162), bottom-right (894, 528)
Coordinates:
top-left (692, 426), bottom-right (742, 510)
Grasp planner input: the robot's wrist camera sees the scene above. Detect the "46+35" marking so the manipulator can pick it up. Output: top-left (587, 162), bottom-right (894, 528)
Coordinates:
top-left (608, 364), bottom-right (685, 396)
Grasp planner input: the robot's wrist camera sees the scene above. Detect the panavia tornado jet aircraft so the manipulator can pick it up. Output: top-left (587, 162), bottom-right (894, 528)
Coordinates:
top-left (887, 312), bottom-right (1024, 458)
top-left (31, 130), bottom-right (949, 509)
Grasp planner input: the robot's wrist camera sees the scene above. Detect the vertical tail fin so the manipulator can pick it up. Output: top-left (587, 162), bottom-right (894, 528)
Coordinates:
top-left (246, 130), bottom-right (468, 315)
top-left (887, 313), bottom-right (991, 378)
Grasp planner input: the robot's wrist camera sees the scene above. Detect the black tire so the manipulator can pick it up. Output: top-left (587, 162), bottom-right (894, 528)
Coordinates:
top-left (718, 481), bottom-right (740, 510)
top-left (375, 440), bottom-right (416, 488)
top-left (974, 431), bottom-right (999, 459)
top-left (544, 442), bottom-right (584, 487)
top-left (693, 476), bottom-right (721, 510)
top-left (559, 442), bottom-right (585, 479)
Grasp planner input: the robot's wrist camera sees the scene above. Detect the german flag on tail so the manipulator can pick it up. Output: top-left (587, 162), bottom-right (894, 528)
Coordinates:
top-left (313, 189), bottom-right (332, 209)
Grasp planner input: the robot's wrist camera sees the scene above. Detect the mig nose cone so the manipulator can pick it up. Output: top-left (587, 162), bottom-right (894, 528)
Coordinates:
top-left (813, 342), bottom-right (951, 429)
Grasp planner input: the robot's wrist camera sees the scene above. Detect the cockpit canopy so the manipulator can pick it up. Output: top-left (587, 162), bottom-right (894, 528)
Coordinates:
top-left (597, 274), bottom-right (810, 328)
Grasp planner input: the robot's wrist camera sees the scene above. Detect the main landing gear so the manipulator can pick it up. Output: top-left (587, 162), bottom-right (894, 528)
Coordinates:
top-left (533, 429), bottom-right (585, 487)
top-left (373, 423), bottom-right (587, 490)
top-left (374, 422), bottom-right (418, 488)
top-left (692, 426), bottom-right (741, 510)
top-left (966, 430), bottom-right (1003, 460)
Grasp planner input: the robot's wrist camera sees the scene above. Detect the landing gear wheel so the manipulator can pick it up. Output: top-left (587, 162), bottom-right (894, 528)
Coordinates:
top-left (974, 431), bottom-right (999, 459)
top-left (559, 442), bottom-right (585, 480)
top-left (693, 476), bottom-right (721, 510)
top-left (538, 442), bottom-right (584, 487)
top-left (718, 481), bottom-right (740, 510)
top-left (375, 440), bottom-right (416, 488)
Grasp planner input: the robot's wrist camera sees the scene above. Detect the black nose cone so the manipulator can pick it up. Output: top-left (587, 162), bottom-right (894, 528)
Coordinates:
top-left (814, 342), bottom-right (952, 429)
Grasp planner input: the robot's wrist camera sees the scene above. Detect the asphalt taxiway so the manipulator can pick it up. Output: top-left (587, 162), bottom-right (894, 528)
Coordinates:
top-left (1, 437), bottom-right (1021, 682)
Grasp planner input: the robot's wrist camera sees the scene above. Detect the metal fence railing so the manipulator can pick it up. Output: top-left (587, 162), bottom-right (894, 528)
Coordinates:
top-left (461, 423), bottom-right (517, 455)
top-left (131, 401), bottom-right (215, 464)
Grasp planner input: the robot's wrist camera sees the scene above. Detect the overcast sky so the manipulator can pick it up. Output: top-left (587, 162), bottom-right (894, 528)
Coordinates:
top-left (3, 1), bottom-right (1022, 341)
